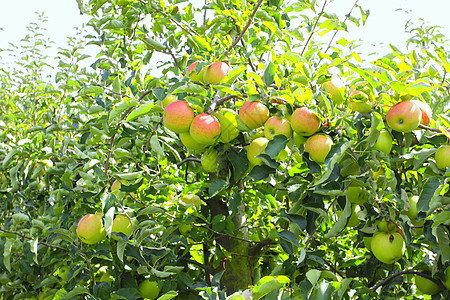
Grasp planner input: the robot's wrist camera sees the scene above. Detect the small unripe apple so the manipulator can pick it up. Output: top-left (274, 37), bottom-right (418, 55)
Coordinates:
top-left (349, 90), bottom-right (372, 114)
top-left (214, 108), bottom-right (240, 143)
top-left (203, 61), bottom-right (230, 84)
top-left (290, 107), bottom-right (321, 136)
top-left (264, 116), bottom-right (292, 140)
top-left (239, 101), bottom-right (270, 129)
top-left (371, 232), bottom-right (405, 264)
top-left (161, 95), bottom-right (177, 108)
top-left (346, 184), bottom-right (369, 204)
top-left (411, 100), bottom-right (432, 126)
top-left (304, 134), bottom-right (333, 164)
top-left (201, 148), bottom-right (220, 172)
top-left (415, 274), bottom-right (442, 295)
top-left (372, 129), bottom-right (393, 155)
top-left (76, 213), bottom-right (106, 244)
top-left (163, 101), bottom-right (195, 133)
top-left (138, 279), bottom-right (160, 300)
top-left (292, 132), bottom-right (307, 148)
top-left (111, 215), bottom-right (132, 240)
top-left (386, 100), bottom-right (422, 132)
top-left (180, 194), bottom-right (202, 209)
top-left (377, 220), bottom-right (397, 233)
top-left (189, 114), bottom-right (221, 145)
top-left (186, 61), bottom-right (205, 82)
top-left (247, 137), bottom-right (269, 166)
top-left (179, 132), bottom-right (208, 151)
top-left (435, 145), bottom-right (450, 170)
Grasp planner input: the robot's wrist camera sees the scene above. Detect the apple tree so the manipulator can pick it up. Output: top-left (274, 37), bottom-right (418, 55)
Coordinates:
top-left (0, 0), bottom-right (450, 299)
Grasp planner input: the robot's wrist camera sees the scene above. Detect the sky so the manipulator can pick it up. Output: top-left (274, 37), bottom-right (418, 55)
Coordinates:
top-left (0, 0), bottom-right (449, 77)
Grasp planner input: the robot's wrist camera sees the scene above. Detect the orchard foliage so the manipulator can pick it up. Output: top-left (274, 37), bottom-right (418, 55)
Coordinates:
top-left (0, 0), bottom-right (450, 299)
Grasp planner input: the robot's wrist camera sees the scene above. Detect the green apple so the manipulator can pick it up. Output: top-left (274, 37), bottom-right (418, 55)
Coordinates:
top-left (138, 279), bottom-right (160, 300)
top-left (377, 220), bottom-right (397, 233)
top-left (411, 100), bottom-right (432, 126)
top-left (201, 148), bottom-right (220, 172)
top-left (186, 61), bottom-right (205, 82)
top-left (189, 113), bottom-right (221, 145)
top-left (180, 194), bottom-right (202, 209)
top-left (203, 61), bottom-right (230, 84)
top-left (304, 134), bottom-right (333, 164)
top-left (179, 132), bottom-right (208, 151)
top-left (386, 100), bottom-right (422, 132)
top-left (371, 232), bottom-right (405, 264)
top-left (214, 108), bottom-right (240, 143)
top-left (76, 213), bottom-right (106, 244)
top-left (239, 101), bottom-right (270, 129)
top-left (264, 115), bottom-right (292, 140)
top-left (349, 90), bottom-right (372, 114)
top-left (292, 132), bottom-right (307, 148)
top-left (363, 235), bottom-right (373, 252)
top-left (111, 215), bottom-right (132, 240)
top-left (372, 129), bottom-right (393, 155)
top-left (290, 107), bottom-right (321, 136)
top-left (161, 95), bottom-right (177, 108)
top-left (435, 145), bottom-right (450, 170)
top-left (163, 101), bottom-right (195, 133)
top-left (415, 274), bottom-right (442, 295)
top-left (247, 137), bottom-right (269, 166)
top-left (346, 184), bottom-right (369, 204)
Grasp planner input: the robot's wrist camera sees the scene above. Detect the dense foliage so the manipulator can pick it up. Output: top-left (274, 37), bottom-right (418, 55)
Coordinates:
top-left (0, 0), bottom-right (449, 299)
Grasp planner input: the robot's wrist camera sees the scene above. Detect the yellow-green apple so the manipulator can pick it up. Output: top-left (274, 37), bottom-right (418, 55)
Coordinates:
top-left (111, 215), bottom-right (132, 240)
top-left (214, 108), bottom-right (240, 143)
top-left (346, 183), bottom-right (369, 204)
top-left (239, 101), bottom-right (269, 129)
top-left (201, 148), bottom-right (220, 172)
top-left (349, 90), bottom-right (372, 114)
top-left (180, 194), bottom-right (202, 209)
top-left (203, 61), bottom-right (230, 84)
top-left (411, 100), bottom-right (432, 126)
top-left (377, 220), bottom-right (397, 233)
top-left (76, 213), bottom-right (106, 244)
top-left (179, 132), bottom-right (207, 151)
top-left (161, 95), bottom-right (177, 108)
top-left (363, 235), bottom-right (373, 252)
top-left (163, 101), bottom-right (194, 133)
top-left (264, 116), bottom-right (292, 140)
top-left (370, 232), bottom-right (405, 264)
top-left (386, 100), bottom-right (422, 132)
top-left (247, 137), bottom-right (269, 166)
top-left (189, 113), bottom-right (221, 145)
top-left (372, 129), bottom-right (393, 155)
top-left (435, 145), bottom-right (450, 170)
top-left (186, 61), bottom-right (205, 82)
top-left (444, 266), bottom-right (450, 290)
top-left (322, 80), bottom-right (345, 105)
top-left (304, 134), bottom-right (333, 164)
top-left (290, 107), bottom-right (321, 136)
top-left (415, 274), bottom-right (442, 295)
top-left (138, 279), bottom-right (160, 300)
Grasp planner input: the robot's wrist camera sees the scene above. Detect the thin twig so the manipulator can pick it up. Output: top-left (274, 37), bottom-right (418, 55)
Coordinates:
top-left (177, 157), bottom-right (201, 167)
top-left (301, 0), bottom-right (329, 56)
top-left (371, 270), bottom-right (446, 291)
top-left (206, 94), bottom-right (241, 114)
top-left (418, 123), bottom-right (449, 134)
top-left (180, 257), bottom-right (215, 274)
top-left (95, 83), bottom-right (132, 99)
top-left (149, 4), bottom-right (195, 36)
top-left (0, 228), bottom-right (69, 252)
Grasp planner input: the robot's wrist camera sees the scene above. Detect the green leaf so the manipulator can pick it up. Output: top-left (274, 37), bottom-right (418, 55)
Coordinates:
top-left (417, 178), bottom-right (441, 213)
top-left (138, 206), bottom-right (165, 216)
top-left (2, 149), bottom-right (18, 169)
top-left (62, 287), bottom-right (90, 299)
top-left (264, 135), bottom-right (289, 158)
top-left (140, 36), bottom-right (165, 51)
top-left (325, 199), bottom-right (352, 238)
top-left (116, 239), bottom-right (127, 263)
top-left (127, 102), bottom-right (162, 121)
top-left (263, 62), bottom-right (276, 86)
top-left (103, 20), bottom-right (125, 30)
top-left (3, 238), bottom-right (13, 271)
top-left (278, 231), bottom-right (299, 247)
top-left (280, 210), bottom-right (307, 230)
top-left (248, 165), bottom-right (276, 181)
top-left (157, 291), bottom-right (179, 300)
top-left (407, 82), bottom-right (432, 96)
top-left (436, 227), bottom-right (450, 264)
top-left (213, 85), bottom-right (241, 97)
top-left (150, 135), bottom-right (165, 156)
top-left (227, 147), bottom-right (249, 181)
top-left (172, 83), bottom-right (207, 96)
top-left (208, 179), bottom-right (227, 197)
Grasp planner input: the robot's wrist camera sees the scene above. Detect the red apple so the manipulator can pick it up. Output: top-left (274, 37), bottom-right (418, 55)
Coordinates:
top-left (163, 101), bottom-right (194, 133)
top-left (304, 134), bottom-right (333, 164)
top-left (386, 100), bottom-right (422, 132)
top-left (411, 100), bottom-right (432, 126)
top-left (189, 113), bottom-right (221, 145)
top-left (186, 61), bottom-right (205, 82)
top-left (203, 61), bottom-right (230, 84)
top-left (290, 107), bottom-right (321, 136)
top-left (264, 116), bottom-right (292, 140)
top-left (239, 101), bottom-right (270, 129)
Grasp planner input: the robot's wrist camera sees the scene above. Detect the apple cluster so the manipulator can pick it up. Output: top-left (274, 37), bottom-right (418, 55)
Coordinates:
top-left (76, 212), bottom-right (132, 244)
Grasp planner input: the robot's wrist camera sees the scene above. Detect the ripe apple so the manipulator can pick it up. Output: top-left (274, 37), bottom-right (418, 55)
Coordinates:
top-left (214, 108), bottom-right (240, 143)
top-left (415, 274), bottom-right (442, 295)
top-left (346, 183), bottom-right (369, 204)
top-left (189, 113), bottom-right (221, 145)
top-left (372, 129), bottom-right (393, 155)
top-left (179, 132), bottom-right (207, 151)
top-left (201, 148), bottom-right (220, 172)
top-left (161, 95), bottom-right (177, 108)
top-left (370, 232), bottom-right (405, 264)
top-left (411, 100), bottom-right (432, 126)
top-left (247, 137), bottom-right (269, 166)
top-left (203, 61), bottom-right (230, 84)
top-left (435, 145), bottom-right (450, 170)
top-left (322, 80), bottom-right (345, 105)
top-left (304, 134), bottom-right (333, 164)
top-left (290, 107), bottom-right (321, 136)
top-left (138, 279), bottom-right (160, 300)
top-left (76, 213), bottom-right (106, 244)
top-left (111, 215), bottom-right (132, 240)
top-left (239, 101), bottom-right (270, 129)
top-left (186, 61), bottom-right (205, 82)
top-left (163, 101), bottom-right (195, 133)
top-left (386, 100), bottom-right (422, 132)
top-left (180, 194), bottom-right (202, 209)
top-left (264, 116), bottom-right (292, 140)
top-left (349, 90), bottom-right (372, 114)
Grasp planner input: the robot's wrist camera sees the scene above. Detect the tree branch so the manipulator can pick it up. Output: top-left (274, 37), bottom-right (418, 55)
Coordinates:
top-left (371, 270), bottom-right (446, 291)
top-left (206, 94), bottom-right (240, 114)
top-left (177, 157), bottom-right (201, 167)
top-left (418, 123), bottom-right (449, 134)
top-left (0, 228), bottom-right (69, 252)
top-left (180, 257), bottom-right (215, 274)
top-left (248, 238), bottom-right (273, 256)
